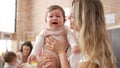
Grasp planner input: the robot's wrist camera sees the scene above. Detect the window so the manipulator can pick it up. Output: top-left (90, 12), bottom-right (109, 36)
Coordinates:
top-left (64, 8), bottom-right (71, 27)
top-left (0, 40), bottom-right (12, 56)
top-left (0, 0), bottom-right (16, 33)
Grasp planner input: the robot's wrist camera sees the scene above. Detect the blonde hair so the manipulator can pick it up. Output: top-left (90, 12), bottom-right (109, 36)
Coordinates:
top-left (72, 0), bottom-right (116, 68)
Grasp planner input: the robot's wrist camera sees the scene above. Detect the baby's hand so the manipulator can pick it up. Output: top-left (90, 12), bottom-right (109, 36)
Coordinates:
top-left (28, 55), bottom-right (37, 64)
top-left (72, 45), bottom-right (80, 54)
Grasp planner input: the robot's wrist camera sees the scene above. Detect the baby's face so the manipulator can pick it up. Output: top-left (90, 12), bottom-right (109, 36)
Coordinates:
top-left (46, 9), bottom-right (64, 29)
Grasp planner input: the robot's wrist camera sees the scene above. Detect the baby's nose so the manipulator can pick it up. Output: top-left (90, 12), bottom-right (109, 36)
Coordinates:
top-left (53, 16), bottom-right (57, 19)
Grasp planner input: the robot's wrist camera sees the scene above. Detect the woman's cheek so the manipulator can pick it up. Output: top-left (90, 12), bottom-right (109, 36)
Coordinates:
top-left (70, 22), bottom-right (75, 29)
top-left (23, 50), bottom-right (29, 56)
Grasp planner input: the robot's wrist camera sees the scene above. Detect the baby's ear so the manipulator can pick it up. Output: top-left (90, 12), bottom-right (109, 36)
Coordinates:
top-left (65, 19), bottom-right (67, 22)
top-left (63, 19), bottom-right (66, 24)
top-left (65, 16), bottom-right (67, 22)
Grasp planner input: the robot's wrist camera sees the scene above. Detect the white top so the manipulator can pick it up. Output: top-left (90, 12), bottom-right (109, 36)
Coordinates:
top-left (79, 55), bottom-right (100, 65)
top-left (4, 60), bottom-right (21, 68)
top-left (68, 31), bottom-right (100, 68)
top-left (68, 53), bottom-right (81, 68)
top-left (68, 54), bottom-right (100, 68)
top-left (17, 52), bottom-right (22, 62)
top-left (30, 26), bottom-right (78, 57)
top-left (67, 30), bottom-right (80, 68)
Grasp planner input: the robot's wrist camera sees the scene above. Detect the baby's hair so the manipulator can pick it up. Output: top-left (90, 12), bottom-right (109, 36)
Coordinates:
top-left (4, 52), bottom-right (17, 62)
top-left (45, 5), bottom-right (65, 22)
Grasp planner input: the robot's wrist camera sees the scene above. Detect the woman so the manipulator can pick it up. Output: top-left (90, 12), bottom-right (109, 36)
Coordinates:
top-left (17, 41), bottom-right (33, 63)
top-left (41, 0), bottom-right (116, 68)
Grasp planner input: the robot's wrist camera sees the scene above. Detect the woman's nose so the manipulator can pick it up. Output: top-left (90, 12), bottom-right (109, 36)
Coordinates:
top-left (68, 15), bottom-right (71, 19)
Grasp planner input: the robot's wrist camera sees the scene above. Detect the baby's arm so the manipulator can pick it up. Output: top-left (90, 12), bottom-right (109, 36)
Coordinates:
top-left (28, 30), bottom-right (45, 63)
top-left (66, 27), bottom-right (80, 54)
top-left (30, 35), bottom-right (44, 56)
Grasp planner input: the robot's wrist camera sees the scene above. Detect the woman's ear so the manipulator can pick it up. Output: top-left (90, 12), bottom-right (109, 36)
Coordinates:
top-left (64, 16), bottom-right (67, 22)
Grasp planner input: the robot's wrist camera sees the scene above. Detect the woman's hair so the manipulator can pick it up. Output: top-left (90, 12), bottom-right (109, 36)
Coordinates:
top-left (20, 41), bottom-right (33, 54)
top-left (4, 52), bottom-right (17, 62)
top-left (45, 5), bottom-right (65, 22)
top-left (72, 0), bottom-right (116, 68)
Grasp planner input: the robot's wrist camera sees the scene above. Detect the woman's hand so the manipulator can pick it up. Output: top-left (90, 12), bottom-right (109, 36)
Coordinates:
top-left (45, 34), bottom-right (70, 68)
top-left (45, 34), bottom-right (68, 54)
top-left (37, 54), bottom-right (57, 68)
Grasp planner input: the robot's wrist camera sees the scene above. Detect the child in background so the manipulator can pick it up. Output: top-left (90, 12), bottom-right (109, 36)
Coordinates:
top-left (28, 5), bottom-right (79, 68)
top-left (3, 52), bottom-right (21, 68)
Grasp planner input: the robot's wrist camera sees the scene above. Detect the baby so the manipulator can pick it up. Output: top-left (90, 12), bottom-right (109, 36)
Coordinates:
top-left (3, 52), bottom-right (21, 68)
top-left (28, 5), bottom-right (79, 68)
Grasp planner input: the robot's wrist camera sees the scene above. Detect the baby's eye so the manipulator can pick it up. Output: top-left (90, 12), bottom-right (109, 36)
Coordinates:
top-left (56, 16), bottom-right (60, 17)
top-left (49, 16), bottom-right (53, 18)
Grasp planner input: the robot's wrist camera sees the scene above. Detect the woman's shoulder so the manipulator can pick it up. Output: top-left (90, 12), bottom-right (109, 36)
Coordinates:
top-left (17, 52), bottom-right (22, 55)
top-left (17, 52), bottom-right (22, 61)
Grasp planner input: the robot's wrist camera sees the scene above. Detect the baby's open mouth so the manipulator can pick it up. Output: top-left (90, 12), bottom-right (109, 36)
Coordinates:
top-left (52, 22), bottom-right (58, 24)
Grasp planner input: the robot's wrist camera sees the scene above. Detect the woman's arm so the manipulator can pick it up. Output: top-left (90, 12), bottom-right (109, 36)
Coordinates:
top-left (17, 52), bottom-right (22, 61)
top-left (58, 51), bottom-right (70, 68)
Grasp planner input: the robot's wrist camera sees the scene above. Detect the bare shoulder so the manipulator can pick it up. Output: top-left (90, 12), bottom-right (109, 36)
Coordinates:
top-left (77, 62), bottom-right (99, 68)
top-left (17, 52), bottom-right (22, 56)
top-left (16, 52), bottom-right (22, 58)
